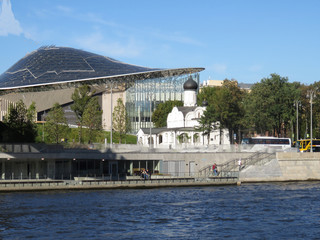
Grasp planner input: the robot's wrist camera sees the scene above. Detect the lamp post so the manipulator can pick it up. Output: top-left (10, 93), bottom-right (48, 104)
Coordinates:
top-left (307, 89), bottom-right (317, 152)
top-left (294, 100), bottom-right (301, 148)
top-left (149, 93), bottom-right (153, 150)
top-left (110, 84), bottom-right (113, 149)
top-left (106, 82), bottom-right (117, 149)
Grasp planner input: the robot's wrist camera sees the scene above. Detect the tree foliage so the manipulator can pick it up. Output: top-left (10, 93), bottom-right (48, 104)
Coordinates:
top-left (152, 100), bottom-right (183, 127)
top-left (45, 103), bottom-right (69, 143)
top-left (195, 104), bottom-right (218, 144)
top-left (112, 98), bottom-right (129, 144)
top-left (71, 85), bottom-right (94, 143)
top-left (83, 97), bottom-right (103, 143)
top-left (3, 100), bottom-right (37, 142)
top-left (244, 74), bottom-right (299, 137)
top-left (197, 79), bottom-right (245, 144)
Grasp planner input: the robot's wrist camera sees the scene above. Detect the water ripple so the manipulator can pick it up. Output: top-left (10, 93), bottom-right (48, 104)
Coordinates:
top-left (0, 183), bottom-right (319, 239)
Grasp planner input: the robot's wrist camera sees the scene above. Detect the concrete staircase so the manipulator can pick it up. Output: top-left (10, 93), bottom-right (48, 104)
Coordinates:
top-left (199, 152), bottom-right (276, 177)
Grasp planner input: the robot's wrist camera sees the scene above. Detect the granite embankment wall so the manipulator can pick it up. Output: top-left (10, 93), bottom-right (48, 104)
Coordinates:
top-left (240, 152), bottom-right (320, 182)
top-left (126, 151), bottom-right (252, 171)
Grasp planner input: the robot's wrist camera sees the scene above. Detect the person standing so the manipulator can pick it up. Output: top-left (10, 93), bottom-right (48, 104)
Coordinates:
top-left (238, 158), bottom-right (242, 171)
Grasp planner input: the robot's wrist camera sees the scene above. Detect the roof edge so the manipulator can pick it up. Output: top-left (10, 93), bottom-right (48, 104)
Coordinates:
top-left (0, 67), bottom-right (205, 92)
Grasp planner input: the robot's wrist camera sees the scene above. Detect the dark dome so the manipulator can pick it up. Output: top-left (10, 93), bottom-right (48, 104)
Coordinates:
top-left (183, 76), bottom-right (198, 90)
top-left (0, 46), bottom-right (159, 89)
top-left (202, 99), bottom-right (208, 106)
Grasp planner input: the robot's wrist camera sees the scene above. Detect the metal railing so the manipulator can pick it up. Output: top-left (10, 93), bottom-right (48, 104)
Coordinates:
top-left (0, 176), bottom-right (239, 190)
top-left (0, 143), bottom-right (298, 154)
top-left (198, 152), bottom-right (276, 177)
top-left (0, 171), bottom-right (231, 180)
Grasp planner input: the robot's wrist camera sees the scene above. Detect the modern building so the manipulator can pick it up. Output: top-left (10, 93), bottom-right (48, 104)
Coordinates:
top-left (137, 77), bottom-right (230, 149)
top-left (0, 46), bottom-right (204, 133)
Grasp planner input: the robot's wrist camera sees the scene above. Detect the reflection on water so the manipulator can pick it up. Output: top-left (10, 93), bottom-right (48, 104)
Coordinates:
top-left (0, 182), bottom-right (319, 239)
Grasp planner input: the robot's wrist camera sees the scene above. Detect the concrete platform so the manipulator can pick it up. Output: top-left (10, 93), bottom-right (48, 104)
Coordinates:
top-left (0, 178), bottom-right (239, 192)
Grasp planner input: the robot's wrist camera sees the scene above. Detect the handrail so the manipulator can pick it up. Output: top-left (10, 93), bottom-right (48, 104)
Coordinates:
top-left (218, 152), bottom-right (276, 172)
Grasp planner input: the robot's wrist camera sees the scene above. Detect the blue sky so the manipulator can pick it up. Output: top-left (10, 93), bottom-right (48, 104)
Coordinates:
top-left (0, 0), bottom-right (320, 84)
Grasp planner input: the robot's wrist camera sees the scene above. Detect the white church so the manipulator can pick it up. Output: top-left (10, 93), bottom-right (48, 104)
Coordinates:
top-left (137, 76), bottom-right (230, 149)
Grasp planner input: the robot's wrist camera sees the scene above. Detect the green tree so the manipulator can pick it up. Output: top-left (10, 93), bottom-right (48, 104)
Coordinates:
top-left (27, 102), bottom-right (37, 122)
top-left (244, 74), bottom-right (299, 137)
top-left (199, 80), bottom-right (245, 144)
top-left (152, 100), bottom-right (183, 127)
top-left (71, 85), bottom-right (94, 143)
top-left (45, 103), bottom-right (69, 143)
top-left (196, 104), bottom-right (217, 144)
top-left (83, 97), bottom-right (103, 143)
top-left (218, 80), bottom-right (245, 143)
top-left (124, 112), bottom-right (132, 143)
top-left (112, 98), bottom-right (128, 143)
top-left (3, 100), bottom-right (37, 142)
top-left (197, 86), bottom-right (217, 107)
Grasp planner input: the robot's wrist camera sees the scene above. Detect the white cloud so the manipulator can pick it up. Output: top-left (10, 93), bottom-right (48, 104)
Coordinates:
top-left (212, 63), bottom-right (227, 74)
top-left (56, 5), bottom-right (73, 14)
top-left (75, 32), bottom-right (143, 58)
top-left (0, 0), bottom-right (23, 36)
top-left (85, 13), bottom-right (118, 28)
top-left (248, 64), bottom-right (262, 72)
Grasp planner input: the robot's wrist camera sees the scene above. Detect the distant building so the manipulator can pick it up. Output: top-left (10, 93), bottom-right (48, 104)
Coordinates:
top-left (201, 79), bottom-right (253, 92)
top-left (202, 79), bottom-right (224, 87)
top-left (0, 46), bottom-right (205, 133)
top-left (137, 76), bottom-right (230, 148)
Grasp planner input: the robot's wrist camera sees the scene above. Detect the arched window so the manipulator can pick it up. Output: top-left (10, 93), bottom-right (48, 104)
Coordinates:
top-left (193, 133), bottom-right (200, 143)
top-left (178, 133), bottom-right (189, 143)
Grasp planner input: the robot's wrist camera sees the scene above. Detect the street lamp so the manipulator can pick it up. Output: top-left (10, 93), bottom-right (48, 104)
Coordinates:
top-left (106, 81), bottom-right (118, 149)
top-left (307, 89), bottom-right (317, 152)
top-left (294, 100), bottom-right (301, 148)
top-left (148, 93), bottom-right (153, 150)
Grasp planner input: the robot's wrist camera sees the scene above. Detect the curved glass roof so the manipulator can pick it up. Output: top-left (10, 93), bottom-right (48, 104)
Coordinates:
top-left (0, 46), bottom-right (204, 90)
top-left (0, 46), bottom-right (157, 89)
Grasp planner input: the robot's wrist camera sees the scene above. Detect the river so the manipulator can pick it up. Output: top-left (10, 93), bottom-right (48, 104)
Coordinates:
top-left (0, 182), bottom-right (319, 239)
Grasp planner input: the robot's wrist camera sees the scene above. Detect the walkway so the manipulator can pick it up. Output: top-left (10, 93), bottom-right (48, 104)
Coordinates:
top-left (0, 177), bottom-right (239, 192)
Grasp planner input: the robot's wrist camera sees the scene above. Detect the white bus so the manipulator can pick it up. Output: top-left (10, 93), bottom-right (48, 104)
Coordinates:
top-left (241, 137), bottom-right (292, 152)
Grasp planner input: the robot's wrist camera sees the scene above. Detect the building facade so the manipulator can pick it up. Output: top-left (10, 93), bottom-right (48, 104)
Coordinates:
top-left (0, 46), bottom-right (204, 134)
top-left (137, 76), bottom-right (230, 149)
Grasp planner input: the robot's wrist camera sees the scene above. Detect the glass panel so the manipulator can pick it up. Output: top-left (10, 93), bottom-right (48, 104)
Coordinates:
top-left (126, 73), bottom-right (199, 133)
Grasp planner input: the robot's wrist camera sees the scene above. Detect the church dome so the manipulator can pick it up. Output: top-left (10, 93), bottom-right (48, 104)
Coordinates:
top-left (183, 76), bottom-right (198, 90)
top-left (202, 99), bottom-right (208, 106)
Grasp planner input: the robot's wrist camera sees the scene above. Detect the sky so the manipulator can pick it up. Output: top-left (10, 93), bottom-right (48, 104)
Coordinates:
top-left (0, 0), bottom-right (320, 85)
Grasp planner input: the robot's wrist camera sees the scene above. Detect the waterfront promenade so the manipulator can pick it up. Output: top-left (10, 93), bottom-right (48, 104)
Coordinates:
top-left (1, 143), bottom-right (320, 192)
top-left (0, 176), bottom-right (239, 192)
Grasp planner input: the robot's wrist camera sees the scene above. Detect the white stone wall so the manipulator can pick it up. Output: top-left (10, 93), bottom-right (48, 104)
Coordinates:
top-left (167, 107), bottom-right (184, 128)
top-left (184, 90), bottom-right (197, 107)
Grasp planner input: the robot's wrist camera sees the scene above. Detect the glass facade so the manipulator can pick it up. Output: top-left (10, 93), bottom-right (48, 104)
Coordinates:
top-left (126, 73), bottom-right (199, 133)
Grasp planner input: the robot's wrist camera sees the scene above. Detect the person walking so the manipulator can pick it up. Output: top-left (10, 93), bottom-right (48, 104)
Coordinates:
top-left (212, 163), bottom-right (217, 176)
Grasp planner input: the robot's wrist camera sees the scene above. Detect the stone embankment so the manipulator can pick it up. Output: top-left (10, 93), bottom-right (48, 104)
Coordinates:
top-left (1, 151), bottom-right (319, 192)
top-left (0, 177), bottom-right (239, 192)
top-left (240, 152), bottom-right (320, 182)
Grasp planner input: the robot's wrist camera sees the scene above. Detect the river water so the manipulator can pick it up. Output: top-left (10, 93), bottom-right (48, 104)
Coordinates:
top-left (0, 182), bottom-right (319, 239)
